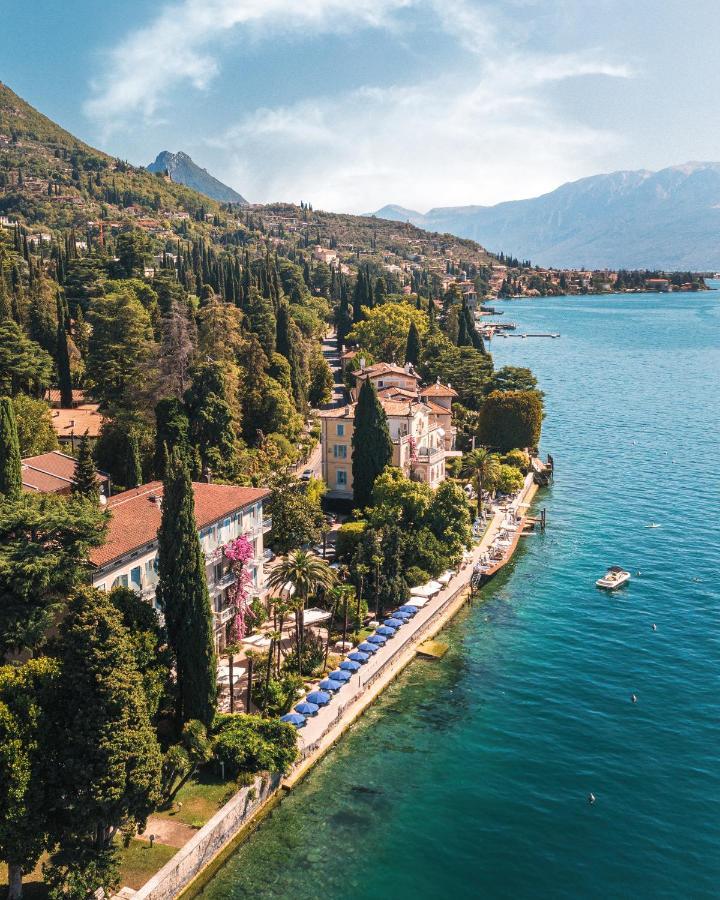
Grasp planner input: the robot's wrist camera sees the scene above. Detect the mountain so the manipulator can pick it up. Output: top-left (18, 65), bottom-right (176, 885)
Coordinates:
top-left (147, 151), bottom-right (248, 205)
top-left (371, 163), bottom-right (720, 270)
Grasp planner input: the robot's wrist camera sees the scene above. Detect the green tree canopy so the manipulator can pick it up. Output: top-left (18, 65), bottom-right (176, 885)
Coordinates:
top-left (72, 431), bottom-right (99, 502)
top-left (348, 301), bottom-right (428, 363)
top-left (477, 390), bottom-right (543, 452)
top-left (155, 452), bottom-right (217, 726)
top-left (0, 493), bottom-right (107, 655)
top-left (0, 320), bottom-right (54, 396)
top-left (12, 395), bottom-right (58, 457)
top-left (0, 396), bottom-right (22, 499)
top-left (86, 286), bottom-right (157, 408)
top-left (44, 588), bottom-right (162, 895)
top-left (351, 378), bottom-right (393, 510)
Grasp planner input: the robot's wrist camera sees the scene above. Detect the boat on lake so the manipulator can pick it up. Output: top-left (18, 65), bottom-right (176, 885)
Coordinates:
top-left (596, 566), bottom-right (631, 590)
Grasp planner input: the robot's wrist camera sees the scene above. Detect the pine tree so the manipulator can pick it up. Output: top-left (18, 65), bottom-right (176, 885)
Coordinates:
top-left (352, 378), bottom-right (393, 509)
top-left (154, 398), bottom-right (190, 478)
top-left (155, 452), bottom-right (217, 726)
top-left (456, 308), bottom-right (470, 346)
top-left (404, 321), bottom-right (421, 365)
top-left (352, 269), bottom-right (368, 322)
top-left (72, 431), bottom-right (99, 502)
top-left (0, 397), bottom-right (21, 499)
top-left (56, 293), bottom-right (73, 409)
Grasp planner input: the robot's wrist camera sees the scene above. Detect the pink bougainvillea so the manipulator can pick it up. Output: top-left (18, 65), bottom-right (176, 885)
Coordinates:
top-left (223, 535), bottom-right (255, 642)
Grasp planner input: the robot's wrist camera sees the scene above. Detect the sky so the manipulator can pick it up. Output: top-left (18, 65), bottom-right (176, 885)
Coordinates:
top-left (3, 0), bottom-right (720, 213)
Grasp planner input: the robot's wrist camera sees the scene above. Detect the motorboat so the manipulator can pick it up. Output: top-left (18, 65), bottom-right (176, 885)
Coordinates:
top-left (596, 566), bottom-right (631, 590)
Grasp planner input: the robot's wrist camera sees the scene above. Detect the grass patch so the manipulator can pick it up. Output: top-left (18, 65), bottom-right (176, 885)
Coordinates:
top-left (155, 768), bottom-right (239, 828)
top-left (118, 839), bottom-right (177, 890)
top-left (0, 861), bottom-right (47, 900)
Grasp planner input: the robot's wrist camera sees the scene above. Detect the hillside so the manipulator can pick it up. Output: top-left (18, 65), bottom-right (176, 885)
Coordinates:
top-left (147, 150), bottom-right (248, 205)
top-left (372, 163), bottom-right (720, 270)
top-left (0, 82), bottom-right (498, 280)
top-left (0, 81), bottom-right (225, 230)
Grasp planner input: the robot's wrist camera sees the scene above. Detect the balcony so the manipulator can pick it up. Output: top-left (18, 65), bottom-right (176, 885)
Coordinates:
top-left (213, 572), bottom-right (236, 593)
top-left (415, 445), bottom-right (444, 462)
top-left (262, 516), bottom-right (273, 533)
top-left (215, 605), bottom-right (235, 625)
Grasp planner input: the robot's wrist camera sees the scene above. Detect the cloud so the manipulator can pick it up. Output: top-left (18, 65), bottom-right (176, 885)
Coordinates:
top-left (85, 0), bottom-right (415, 128)
top-left (209, 53), bottom-right (631, 211)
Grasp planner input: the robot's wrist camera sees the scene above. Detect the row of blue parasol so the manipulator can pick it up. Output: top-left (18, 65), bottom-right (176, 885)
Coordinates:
top-left (280, 605), bottom-right (419, 727)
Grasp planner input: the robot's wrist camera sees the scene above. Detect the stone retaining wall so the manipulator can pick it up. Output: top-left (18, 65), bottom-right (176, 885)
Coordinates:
top-left (131, 772), bottom-right (282, 900)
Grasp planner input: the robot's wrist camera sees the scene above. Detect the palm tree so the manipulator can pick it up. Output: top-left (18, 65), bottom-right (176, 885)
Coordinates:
top-left (462, 446), bottom-right (501, 521)
top-left (267, 550), bottom-right (337, 674)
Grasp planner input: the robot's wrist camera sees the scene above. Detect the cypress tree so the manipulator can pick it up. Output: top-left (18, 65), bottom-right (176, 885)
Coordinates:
top-left (56, 293), bottom-right (73, 409)
top-left (123, 431), bottom-right (143, 489)
top-left (0, 397), bottom-right (21, 499)
top-left (155, 452), bottom-right (217, 726)
top-left (404, 321), bottom-right (421, 365)
top-left (154, 398), bottom-right (190, 477)
top-left (351, 378), bottom-right (392, 509)
top-left (456, 308), bottom-right (470, 346)
top-left (352, 269), bottom-right (367, 322)
top-left (276, 302), bottom-right (306, 410)
top-left (72, 431), bottom-right (99, 502)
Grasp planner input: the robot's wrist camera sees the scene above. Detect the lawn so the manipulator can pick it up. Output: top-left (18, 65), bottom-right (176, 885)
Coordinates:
top-left (1, 839), bottom-right (177, 898)
top-left (118, 839), bottom-right (177, 890)
top-left (154, 768), bottom-right (239, 828)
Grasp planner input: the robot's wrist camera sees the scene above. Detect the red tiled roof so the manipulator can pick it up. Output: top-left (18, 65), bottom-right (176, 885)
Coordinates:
top-left (420, 382), bottom-right (458, 398)
top-left (51, 405), bottom-right (105, 439)
top-left (89, 482), bottom-right (270, 569)
top-left (22, 451), bottom-right (110, 494)
top-left (44, 388), bottom-right (88, 406)
top-left (353, 362), bottom-right (421, 381)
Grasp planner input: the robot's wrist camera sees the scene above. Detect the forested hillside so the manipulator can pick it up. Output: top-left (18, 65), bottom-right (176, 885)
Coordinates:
top-left (0, 81), bottom-right (508, 490)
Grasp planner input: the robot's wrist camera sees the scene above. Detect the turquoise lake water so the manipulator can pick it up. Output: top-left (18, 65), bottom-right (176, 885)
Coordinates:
top-left (201, 291), bottom-right (720, 899)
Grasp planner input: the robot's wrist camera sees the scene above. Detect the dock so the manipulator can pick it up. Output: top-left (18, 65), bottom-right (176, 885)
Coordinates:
top-left (500, 332), bottom-right (560, 339)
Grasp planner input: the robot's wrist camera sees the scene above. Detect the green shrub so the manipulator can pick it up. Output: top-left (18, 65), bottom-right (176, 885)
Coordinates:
top-left (495, 464), bottom-right (525, 495)
top-left (405, 566), bottom-right (430, 587)
top-left (501, 449), bottom-right (530, 472)
top-left (335, 520), bottom-right (367, 560)
top-left (213, 714), bottom-right (298, 776)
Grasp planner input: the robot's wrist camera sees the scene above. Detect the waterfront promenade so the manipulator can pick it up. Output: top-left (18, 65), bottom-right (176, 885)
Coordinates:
top-left (287, 471), bottom-right (539, 784)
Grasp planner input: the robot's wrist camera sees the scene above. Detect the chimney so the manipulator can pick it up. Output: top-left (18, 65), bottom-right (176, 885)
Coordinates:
top-left (201, 467), bottom-right (212, 484)
top-left (359, 357), bottom-right (366, 371)
top-left (69, 419), bottom-right (75, 428)
top-left (404, 362), bottom-right (411, 374)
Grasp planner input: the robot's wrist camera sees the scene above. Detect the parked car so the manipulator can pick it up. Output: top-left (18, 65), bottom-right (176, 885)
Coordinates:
top-left (299, 468), bottom-right (314, 481)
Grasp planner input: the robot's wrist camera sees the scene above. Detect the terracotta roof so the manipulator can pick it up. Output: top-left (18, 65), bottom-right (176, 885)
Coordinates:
top-left (353, 362), bottom-right (421, 381)
top-left (420, 381), bottom-right (458, 398)
top-left (318, 405), bottom-right (355, 419)
top-left (425, 400), bottom-right (453, 416)
top-left (90, 482), bottom-right (270, 569)
top-left (51, 405), bottom-right (105, 439)
top-left (379, 398), bottom-right (429, 417)
top-left (44, 388), bottom-right (88, 406)
top-left (377, 386), bottom-right (419, 400)
top-left (22, 451), bottom-right (110, 494)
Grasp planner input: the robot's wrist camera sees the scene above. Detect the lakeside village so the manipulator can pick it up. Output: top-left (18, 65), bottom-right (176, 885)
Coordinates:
top-left (0, 104), bottom-right (690, 897)
top-left (0, 218), bottom-right (555, 900)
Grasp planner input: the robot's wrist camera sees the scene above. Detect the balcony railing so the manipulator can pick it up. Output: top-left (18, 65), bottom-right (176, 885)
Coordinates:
top-left (415, 445), bottom-right (444, 462)
top-left (214, 572), bottom-right (236, 592)
top-left (215, 605), bottom-right (235, 625)
top-left (262, 516), bottom-right (273, 532)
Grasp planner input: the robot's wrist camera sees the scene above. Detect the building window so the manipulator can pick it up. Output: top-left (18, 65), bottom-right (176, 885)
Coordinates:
top-left (111, 574), bottom-right (129, 589)
top-left (337, 423), bottom-right (345, 436)
top-left (333, 444), bottom-right (347, 459)
top-left (130, 566), bottom-right (142, 591)
top-left (336, 470), bottom-right (347, 487)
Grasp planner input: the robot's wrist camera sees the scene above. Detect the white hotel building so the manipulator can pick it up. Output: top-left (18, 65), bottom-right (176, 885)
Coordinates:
top-left (89, 481), bottom-right (271, 652)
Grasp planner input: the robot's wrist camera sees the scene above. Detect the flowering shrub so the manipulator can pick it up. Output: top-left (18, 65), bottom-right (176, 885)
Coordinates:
top-left (223, 535), bottom-right (255, 641)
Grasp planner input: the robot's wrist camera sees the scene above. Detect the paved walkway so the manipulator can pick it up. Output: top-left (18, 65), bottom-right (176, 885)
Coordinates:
top-left (296, 474), bottom-right (538, 753)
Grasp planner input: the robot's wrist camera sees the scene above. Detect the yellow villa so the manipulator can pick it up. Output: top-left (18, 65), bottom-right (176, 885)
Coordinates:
top-left (319, 361), bottom-right (461, 499)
